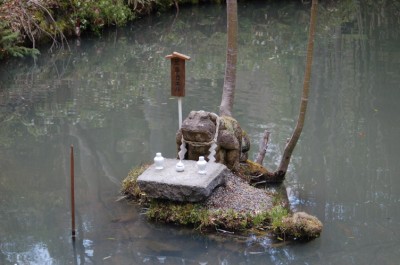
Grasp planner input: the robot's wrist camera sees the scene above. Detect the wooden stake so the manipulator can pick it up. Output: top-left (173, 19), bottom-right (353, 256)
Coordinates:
top-left (70, 145), bottom-right (76, 239)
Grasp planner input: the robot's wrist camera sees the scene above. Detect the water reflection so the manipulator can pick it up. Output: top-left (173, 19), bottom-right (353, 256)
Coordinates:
top-left (1, 0), bottom-right (400, 264)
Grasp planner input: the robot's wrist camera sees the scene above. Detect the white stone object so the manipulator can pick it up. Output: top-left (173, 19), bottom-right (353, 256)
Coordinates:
top-left (197, 156), bottom-right (207, 175)
top-left (154, 152), bottom-right (164, 170)
top-left (137, 159), bottom-right (228, 202)
top-left (176, 160), bottom-right (185, 172)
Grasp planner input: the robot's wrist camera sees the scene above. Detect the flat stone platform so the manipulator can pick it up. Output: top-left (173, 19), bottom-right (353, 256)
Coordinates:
top-left (137, 159), bottom-right (228, 202)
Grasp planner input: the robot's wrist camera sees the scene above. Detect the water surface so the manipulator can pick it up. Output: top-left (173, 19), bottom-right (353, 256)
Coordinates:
top-left (1, 1), bottom-right (400, 264)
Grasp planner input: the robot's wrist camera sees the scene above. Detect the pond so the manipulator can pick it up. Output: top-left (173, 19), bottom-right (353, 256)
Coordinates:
top-left (1, 1), bottom-right (400, 264)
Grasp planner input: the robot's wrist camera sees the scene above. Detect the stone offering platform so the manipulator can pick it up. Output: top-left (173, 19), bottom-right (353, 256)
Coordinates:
top-left (137, 159), bottom-right (228, 202)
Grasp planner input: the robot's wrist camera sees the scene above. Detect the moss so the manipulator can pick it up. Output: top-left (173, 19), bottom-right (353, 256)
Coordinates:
top-left (269, 205), bottom-right (289, 229)
top-left (121, 164), bottom-right (150, 200)
top-left (273, 211), bottom-right (323, 240)
top-left (146, 200), bottom-right (272, 232)
top-left (250, 211), bottom-right (270, 228)
top-left (241, 159), bottom-right (268, 175)
top-left (238, 159), bottom-right (270, 181)
top-left (147, 201), bottom-right (210, 228)
top-left (219, 116), bottom-right (237, 133)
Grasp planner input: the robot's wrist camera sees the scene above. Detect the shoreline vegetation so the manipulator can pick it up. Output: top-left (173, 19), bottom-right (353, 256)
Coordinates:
top-left (0, 0), bottom-right (224, 60)
top-left (121, 163), bottom-right (323, 241)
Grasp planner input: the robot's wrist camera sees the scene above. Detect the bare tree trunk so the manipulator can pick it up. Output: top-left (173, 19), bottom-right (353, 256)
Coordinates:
top-left (255, 130), bottom-right (270, 165)
top-left (219, 0), bottom-right (238, 117)
top-left (275, 0), bottom-right (318, 178)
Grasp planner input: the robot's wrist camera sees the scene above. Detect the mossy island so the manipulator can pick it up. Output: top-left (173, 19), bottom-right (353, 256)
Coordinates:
top-left (121, 162), bottom-right (322, 241)
top-left (120, 111), bottom-right (323, 241)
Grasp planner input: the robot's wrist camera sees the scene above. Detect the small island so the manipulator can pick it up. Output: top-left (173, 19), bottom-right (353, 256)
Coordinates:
top-left (121, 111), bottom-right (322, 241)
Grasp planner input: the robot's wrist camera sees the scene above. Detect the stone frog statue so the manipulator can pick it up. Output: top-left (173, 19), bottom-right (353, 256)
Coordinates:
top-left (176, 110), bottom-right (250, 171)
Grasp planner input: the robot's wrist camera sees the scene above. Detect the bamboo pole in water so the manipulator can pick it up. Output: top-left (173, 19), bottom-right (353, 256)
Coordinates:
top-left (70, 145), bottom-right (76, 239)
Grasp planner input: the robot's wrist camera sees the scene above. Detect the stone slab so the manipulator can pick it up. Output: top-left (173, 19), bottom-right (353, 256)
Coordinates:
top-left (137, 159), bottom-right (228, 202)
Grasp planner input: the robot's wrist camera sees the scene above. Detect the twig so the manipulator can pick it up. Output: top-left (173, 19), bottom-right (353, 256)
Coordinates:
top-left (174, 0), bottom-right (179, 14)
top-left (29, 0), bottom-right (70, 51)
top-left (115, 195), bottom-right (128, 202)
top-left (18, 2), bottom-right (60, 51)
top-left (251, 180), bottom-right (267, 186)
top-left (216, 228), bottom-right (235, 234)
top-left (17, 9), bottom-right (35, 47)
top-left (250, 173), bottom-right (263, 179)
top-left (18, 0), bottom-right (71, 52)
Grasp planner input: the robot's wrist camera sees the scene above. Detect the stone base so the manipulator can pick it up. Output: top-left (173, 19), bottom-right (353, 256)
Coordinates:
top-left (137, 159), bottom-right (228, 202)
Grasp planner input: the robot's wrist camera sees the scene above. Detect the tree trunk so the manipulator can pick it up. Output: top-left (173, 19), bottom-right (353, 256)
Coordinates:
top-left (275, 0), bottom-right (318, 179)
top-left (219, 0), bottom-right (238, 117)
top-left (255, 130), bottom-right (270, 165)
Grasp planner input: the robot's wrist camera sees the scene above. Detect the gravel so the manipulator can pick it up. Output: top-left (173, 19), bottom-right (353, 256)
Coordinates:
top-left (204, 172), bottom-right (274, 215)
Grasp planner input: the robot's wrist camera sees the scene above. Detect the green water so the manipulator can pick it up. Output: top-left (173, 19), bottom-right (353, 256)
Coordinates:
top-left (1, 1), bottom-right (400, 264)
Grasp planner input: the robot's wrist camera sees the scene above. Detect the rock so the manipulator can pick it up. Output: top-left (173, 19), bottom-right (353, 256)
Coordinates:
top-left (137, 159), bottom-right (228, 202)
top-left (240, 132), bottom-right (251, 162)
top-left (280, 212), bottom-right (323, 239)
top-left (217, 129), bottom-right (239, 150)
top-left (216, 116), bottom-right (242, 170)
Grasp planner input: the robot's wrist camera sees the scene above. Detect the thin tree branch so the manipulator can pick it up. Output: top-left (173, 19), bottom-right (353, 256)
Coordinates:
top-left (19, 1), bottom-right (60, 51)
top-left (275, 0), bottom-right (318, 177)
top-left (29, 0), bottom-right (70, 51)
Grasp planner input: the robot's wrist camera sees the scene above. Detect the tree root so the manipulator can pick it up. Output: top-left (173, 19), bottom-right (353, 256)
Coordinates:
top-left (238, 160), bottom-right (285, 184)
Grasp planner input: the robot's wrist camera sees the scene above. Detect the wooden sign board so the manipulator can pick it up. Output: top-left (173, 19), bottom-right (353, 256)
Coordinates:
top-left (166, 52), bottom-right (191, 97)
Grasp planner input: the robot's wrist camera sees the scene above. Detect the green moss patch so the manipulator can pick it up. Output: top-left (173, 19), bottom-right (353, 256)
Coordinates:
top-left (121, 164), bottom-right (150, 200)
top-left (276, 212), bottom-right (323, 240)
top-left (146, 201), bottom-right (277, 232)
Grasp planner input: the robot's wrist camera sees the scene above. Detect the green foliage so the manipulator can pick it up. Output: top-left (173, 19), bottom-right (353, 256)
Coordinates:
top-left (269, 205), bottom-right (289, 230)
top-left (252, 211), bottom-right (269, 227)
top-left (70, 0), bottom-right (133, 33)
top-left (0, 21), bottom-right (39, 59)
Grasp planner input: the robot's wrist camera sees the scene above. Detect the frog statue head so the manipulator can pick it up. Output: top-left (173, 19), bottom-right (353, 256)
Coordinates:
top-left (176, 110), bottom-right (250, 170)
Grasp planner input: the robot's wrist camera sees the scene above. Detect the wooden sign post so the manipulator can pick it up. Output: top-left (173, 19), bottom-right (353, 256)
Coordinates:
top-left (166, 52), bottom-right (191, 128)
